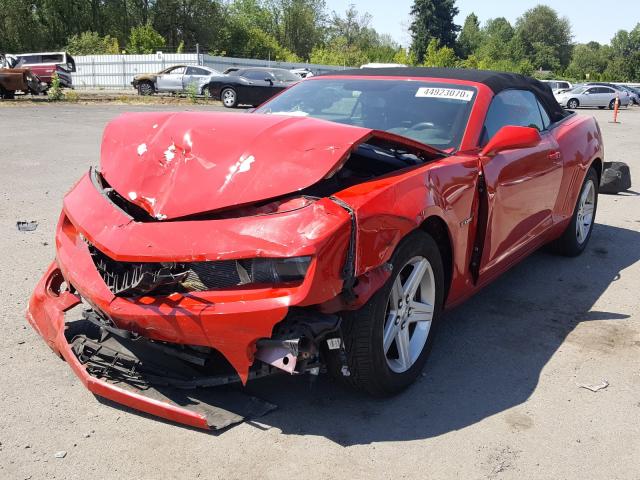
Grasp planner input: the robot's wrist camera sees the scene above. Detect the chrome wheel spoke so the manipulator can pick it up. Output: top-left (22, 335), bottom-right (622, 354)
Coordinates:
top-left (407, 300), bottom-right (433, 323)
top-left (402, 259), bottom-right (428, 300)
top-left (395, 328), bottom-right (411, 370)
top-left (383, 313), bottom-right (400, 353)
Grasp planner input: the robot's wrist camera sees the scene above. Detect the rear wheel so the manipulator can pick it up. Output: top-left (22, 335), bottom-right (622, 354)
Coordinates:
top-left (550, 167), bottom-right (598, 257)
top-left (137, 81), bottom-right (155, 96)
top-left (335, 231), bottom-right (444, 396)
top-left (221, 87), bottom-right (237, 108)
top-left (567, 98), bottom-right (579, 109)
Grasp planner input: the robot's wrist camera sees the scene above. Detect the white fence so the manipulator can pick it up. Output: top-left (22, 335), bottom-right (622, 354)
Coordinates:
top-left (71, 53), bottom-right (346, 89)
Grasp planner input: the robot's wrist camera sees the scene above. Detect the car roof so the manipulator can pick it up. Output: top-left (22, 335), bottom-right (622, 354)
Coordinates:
top-left (322, 67), bottom-right (568, 122)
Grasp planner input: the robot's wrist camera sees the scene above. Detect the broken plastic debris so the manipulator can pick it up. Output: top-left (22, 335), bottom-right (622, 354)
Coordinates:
top-left (53, 451), bottom-right (67, 458)
top-left (17, 221), bottom-right (38, 232)
top-left (578, 380), bottom-right (609, 392)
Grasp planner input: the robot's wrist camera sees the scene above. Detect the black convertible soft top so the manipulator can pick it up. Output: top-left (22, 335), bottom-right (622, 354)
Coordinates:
top-left (324, 67), bottom-right (568, 123)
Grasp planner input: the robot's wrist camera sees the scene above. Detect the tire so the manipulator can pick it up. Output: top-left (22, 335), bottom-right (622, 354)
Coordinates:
top-left (333, 230), bottom-right (445, 396)
top-left (221, 87), bottom-right (237, 108)
top-left (137, 81), bottom-right (155, 96)
top-left (567, 99), bottom-right (579, 109)
top-left (608, 99), bottom-right (616, 110)
top-left (598, 106), bottom-right (606, 109)
top-left (550, 167), bottom-right (598, 257)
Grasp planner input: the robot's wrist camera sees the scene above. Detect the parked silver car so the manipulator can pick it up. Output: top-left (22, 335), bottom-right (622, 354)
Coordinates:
top-left (555, 85), bottom-right (631, 109)
top-left (131, 65), bottom-right (224, 95)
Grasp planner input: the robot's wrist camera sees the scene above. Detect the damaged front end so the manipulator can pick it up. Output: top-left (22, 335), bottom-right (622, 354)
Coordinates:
top-left (27, 111), bottom-right (440, 428)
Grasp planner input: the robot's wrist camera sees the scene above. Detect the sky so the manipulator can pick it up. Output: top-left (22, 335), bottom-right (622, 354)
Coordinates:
top-left (324, 0), bottom-right (639, 47)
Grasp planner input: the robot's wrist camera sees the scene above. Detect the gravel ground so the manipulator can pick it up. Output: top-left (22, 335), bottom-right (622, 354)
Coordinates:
top-left (1, 104), bottom-right (639, 480)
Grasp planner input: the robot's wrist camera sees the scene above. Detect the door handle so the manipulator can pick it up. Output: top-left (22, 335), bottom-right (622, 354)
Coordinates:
top-left (548, 151), bottom-right (562, 162)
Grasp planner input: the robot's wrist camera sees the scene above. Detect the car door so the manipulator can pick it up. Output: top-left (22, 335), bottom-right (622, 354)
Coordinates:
top-left (478, 90), bottom-right (564, 280)
top-left (182, 66), bottom-right (210, 92)
top-left (240, 69), bottom-right (274, 105)
top-left (600, 87), bottom-right (616, 106)
top-left (155, 66), bottom-right (185, 92)
top-left (582, 87), bottom-right (600, 106)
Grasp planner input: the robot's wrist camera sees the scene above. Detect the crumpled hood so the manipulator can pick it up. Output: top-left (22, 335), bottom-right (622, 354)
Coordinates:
top-left (100, 112), bottom-right (373, 220)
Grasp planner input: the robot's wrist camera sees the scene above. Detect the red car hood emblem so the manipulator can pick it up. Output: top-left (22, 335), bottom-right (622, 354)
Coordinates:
top-left (99, 112), bottom-right (374, 220)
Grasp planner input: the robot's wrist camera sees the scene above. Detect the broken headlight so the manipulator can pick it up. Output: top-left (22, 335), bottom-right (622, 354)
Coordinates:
top-left (239, 257), bottom-right (312, 284)
top-left (89, 241), bottom-right (313, 296)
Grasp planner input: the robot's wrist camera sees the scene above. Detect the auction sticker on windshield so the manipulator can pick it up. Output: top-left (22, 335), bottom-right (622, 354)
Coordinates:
top-left (415, 87), bottom-right (474, 101)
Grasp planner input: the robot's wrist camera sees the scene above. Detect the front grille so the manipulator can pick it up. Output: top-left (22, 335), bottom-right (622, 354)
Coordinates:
top-left (88, 244), bottom-right (252, 297)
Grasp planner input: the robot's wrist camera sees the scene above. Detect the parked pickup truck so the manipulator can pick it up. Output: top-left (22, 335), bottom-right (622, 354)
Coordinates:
top-left (0, 54), bottom-right (45, 98)
top-left (12, 52), bottom-right (76, 88)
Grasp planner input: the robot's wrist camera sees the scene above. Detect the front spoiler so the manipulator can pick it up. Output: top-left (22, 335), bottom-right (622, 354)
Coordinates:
top-left (26, 262), bottom-right (275, 430)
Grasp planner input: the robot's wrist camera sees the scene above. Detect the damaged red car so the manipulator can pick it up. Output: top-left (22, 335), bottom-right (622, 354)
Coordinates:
top-left (27, 68), bottom-right (603, 430)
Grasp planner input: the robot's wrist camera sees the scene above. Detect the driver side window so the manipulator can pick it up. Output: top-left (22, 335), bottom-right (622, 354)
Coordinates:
top-left (481, 90), bottom-right (545, 145)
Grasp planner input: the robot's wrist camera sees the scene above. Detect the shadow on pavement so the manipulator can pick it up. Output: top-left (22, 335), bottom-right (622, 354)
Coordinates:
top-left (241, 223), bottom-right (638, 445)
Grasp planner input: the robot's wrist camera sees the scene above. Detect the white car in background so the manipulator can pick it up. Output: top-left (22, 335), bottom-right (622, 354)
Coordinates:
top-left (541, 79), bottom-right (572, 94)
top-left (290, 68), bottom-right (314, 79)
top-left (555, 85), bottom-right (630, 110)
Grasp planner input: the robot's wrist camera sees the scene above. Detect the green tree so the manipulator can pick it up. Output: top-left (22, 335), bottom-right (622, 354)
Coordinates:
top-left (270, 0), bottom-right (326, 60)
top-left (66, 31), bottom-right (120, 55)
top-left (513, 5), bottom-right (572, 70)
top-left (153, 0), bottom-right (225, 51)
top-left (127, 24), bottom-right (166, 53)
top-left (409, 0), bottom-right (460, 63)
top-left (457, 13), bottom-right (482, 58)
top-left (422, 38), bottom-right (457, 67)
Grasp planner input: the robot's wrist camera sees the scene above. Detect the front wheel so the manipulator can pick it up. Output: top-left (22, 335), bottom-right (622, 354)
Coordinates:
top-left (221, 87), bottom-right (237, 108)
top-left (609, 99), bottom-right (617, 110)
top-left (335, 230), bottom-right (444, 396)
top-left (137, 81), bottom-right (155, 96)
top-left (550, 167), bottom-right (598, 257)
top-left (567, 99), bottom-right (579, 109)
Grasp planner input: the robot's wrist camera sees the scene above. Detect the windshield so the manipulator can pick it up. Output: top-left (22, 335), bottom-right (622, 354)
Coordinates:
top-left (271, 69), bottom-right (299, 82)
top-left (256, 79), bottom-right (477, 150)
top-left (568, 87), bottom-right (587, 94)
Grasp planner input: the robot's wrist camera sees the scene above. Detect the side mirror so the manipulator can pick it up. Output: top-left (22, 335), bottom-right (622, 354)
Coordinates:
top-left (480, 126), bottom-right (541, 157)
top-left (265, 77), bottom-right (273, 84)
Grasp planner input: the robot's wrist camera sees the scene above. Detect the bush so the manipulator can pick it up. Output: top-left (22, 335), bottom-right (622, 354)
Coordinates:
top-left (185, 82), bottom-right (199, 103)
top-left (66, 31), bottom-right (119, 55)
top-left (47, 73), bottom-right (64, 101)
top-left (127, 24), bottom-right (165, 54)
top-left (64, 90), bottom-right (80, 102)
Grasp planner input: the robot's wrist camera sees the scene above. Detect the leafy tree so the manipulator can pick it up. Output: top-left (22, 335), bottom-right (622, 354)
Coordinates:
top-left (66, 31), bottom-right (119, 55)
top-left (422, 38), bottom-right (457, 67)
top-left (457, 13), bottom-right (482, 58)
top-left (513, 5), bottom-right (572, 70)
top-left (153, 0), bottom-right (225, 50)
top-left (127, 24), bottom-right (165, 53)
top-left (270, 0), bottom-right (326, 60)
top-left (309, 37), bottom-right (369, 66)
top-left (409, 0), bottom-right (460, 63)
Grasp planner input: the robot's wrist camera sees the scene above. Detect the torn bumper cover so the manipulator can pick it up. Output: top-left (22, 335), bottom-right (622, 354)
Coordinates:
top-left (26, 175), bottom-right (352, 429)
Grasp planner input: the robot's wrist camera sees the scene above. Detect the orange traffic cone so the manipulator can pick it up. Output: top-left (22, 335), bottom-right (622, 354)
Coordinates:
top-left (610, 95), bottom-right (621, 124)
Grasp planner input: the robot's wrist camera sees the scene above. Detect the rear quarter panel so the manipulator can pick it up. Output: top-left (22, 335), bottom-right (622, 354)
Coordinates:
top-left (550, 114), bottom-right (604, 229)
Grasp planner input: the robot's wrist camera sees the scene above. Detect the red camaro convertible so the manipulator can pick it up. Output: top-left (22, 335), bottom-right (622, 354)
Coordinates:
top-left (27, 68), bottom-right (602, 429)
